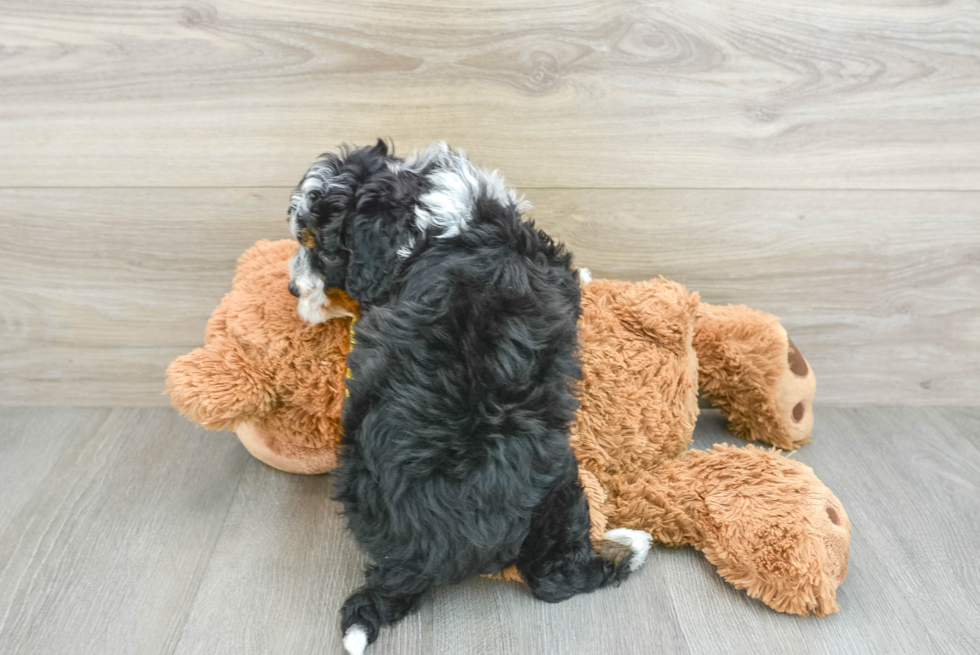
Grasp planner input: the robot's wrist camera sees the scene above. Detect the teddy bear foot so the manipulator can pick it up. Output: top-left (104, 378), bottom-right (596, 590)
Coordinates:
top-left (602, 528), bottom-right (654, 571)
top-left (695, 446), bottom-right (850, 616)
top-left (768, 336), bottom-right (817, 447)
top-left (605, 446), bottom-right (850, 616)
top-left (694, 303), bottom-right (816, 450)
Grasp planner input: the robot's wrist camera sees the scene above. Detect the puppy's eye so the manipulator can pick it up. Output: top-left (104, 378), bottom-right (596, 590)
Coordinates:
top-left (300, 227), bottom-right (317, 249)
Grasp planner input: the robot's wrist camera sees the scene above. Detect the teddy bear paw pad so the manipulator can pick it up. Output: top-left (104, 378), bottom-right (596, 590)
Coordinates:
top-left (772, 338), bottom-right (817, 445)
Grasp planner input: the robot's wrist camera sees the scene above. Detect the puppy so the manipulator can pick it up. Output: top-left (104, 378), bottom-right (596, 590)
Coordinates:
top-left (287, 141), bottom-right (651, 654)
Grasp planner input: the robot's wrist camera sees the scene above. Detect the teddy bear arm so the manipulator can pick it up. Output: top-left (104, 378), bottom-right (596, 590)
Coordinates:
top-left (693, 303), bottom-right (816, 449)
top-left (165, 337), bottom-right (274, 432)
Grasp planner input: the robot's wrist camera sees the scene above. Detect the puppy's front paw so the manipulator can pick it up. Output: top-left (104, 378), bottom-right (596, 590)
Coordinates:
top-left (343, 625), bottom-right (368, 655)
top-left (603, 528), bottom-right (653, 571)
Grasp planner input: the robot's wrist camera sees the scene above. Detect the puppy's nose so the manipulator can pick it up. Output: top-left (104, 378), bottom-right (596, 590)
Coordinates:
top-left (288, 280), bottom-right (300, 298)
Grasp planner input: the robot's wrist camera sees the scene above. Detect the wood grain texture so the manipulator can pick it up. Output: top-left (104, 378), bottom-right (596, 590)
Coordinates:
top-left (171, 457), bottom-right (432, 655)
top-left (0, 408), bottom-right (110, 535)
top-left (1, 407), bottom-right (978, 654)
top-left (796, 407), bottom-right (980, 653)
top-left (1, 0), bottom-right (979, 188)
top-left (0, 409), bottom-right (250, 655)
top-left (532, 189), bottom-right (980, 406)
top-left (1, 187), bottom-right (977, 406)
top-left (688, 409), bottom-right (980, 654)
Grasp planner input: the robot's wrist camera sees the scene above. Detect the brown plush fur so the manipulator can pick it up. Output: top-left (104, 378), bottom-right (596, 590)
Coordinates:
top-left (695, 303), bottom-right (816, 450)
top-left (167, 241), bottom-right (848, 616)
top-left (167, 240), bottom-right (358, 474)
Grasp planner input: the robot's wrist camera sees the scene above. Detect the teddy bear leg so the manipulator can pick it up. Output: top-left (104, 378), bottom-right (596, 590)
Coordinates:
top-left (605, 446), bottom-right (850, 617)
top-left (693, 303), bottom-right (816, 449)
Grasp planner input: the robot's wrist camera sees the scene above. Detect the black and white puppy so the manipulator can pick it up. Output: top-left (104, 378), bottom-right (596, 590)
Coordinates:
top-left (287, 140), bottom-right (651, 654)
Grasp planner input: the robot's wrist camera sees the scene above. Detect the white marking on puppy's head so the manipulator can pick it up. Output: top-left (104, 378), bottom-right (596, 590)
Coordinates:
top-left (395, 236), bottom-right (416, 259)
top-left (288, 154), bottom-right (356, 324)
top-left (288, 157), bottom-right (347, 237)
top-left (397, 142), bottom-right (531, 257)
top-left (289, 247), bottom-right (330, 324)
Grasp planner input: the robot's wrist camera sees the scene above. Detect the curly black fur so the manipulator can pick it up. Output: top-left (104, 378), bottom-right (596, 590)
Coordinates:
top-left (288, 141), bottom-right (639, 649)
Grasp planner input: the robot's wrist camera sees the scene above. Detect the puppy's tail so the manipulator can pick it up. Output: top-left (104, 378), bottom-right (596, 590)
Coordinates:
top-left (340, 572), bottom-right (430, 655)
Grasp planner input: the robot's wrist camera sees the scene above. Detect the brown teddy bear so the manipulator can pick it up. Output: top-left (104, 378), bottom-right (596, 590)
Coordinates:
top-left (167, 239), bottom-right (849, 617)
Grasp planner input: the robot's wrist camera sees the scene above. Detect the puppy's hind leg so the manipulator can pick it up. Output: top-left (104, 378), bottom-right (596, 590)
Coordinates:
top-left (340, 564), bottom-right (432, 655)
top-left (516, 454), bottom-right (652, 603)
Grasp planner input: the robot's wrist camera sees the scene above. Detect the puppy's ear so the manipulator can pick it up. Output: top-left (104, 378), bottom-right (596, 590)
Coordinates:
top-left (343, 214), bottom-right (405, 305)
top-left (340, 140), bottom-right (416, 305)
top-left (293, 140), bottom-right (411, 306)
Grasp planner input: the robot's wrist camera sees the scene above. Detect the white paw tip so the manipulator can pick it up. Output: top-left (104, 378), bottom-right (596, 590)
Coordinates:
top-left (604, 528), bottom-right (653, 571)
top-left (343, 625), bottom-right (368, 655)
top-left (578, 267), bottom-right (593, 284)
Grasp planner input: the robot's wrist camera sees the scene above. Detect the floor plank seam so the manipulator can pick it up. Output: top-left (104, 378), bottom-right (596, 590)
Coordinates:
top-left (0, 409), bottom-right (115, 639)
top-left (162, 454), bottom-right (251, 655)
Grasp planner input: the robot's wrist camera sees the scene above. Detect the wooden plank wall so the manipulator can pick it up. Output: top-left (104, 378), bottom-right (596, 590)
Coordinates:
top-left (1, 0), bottom-right (978, 406)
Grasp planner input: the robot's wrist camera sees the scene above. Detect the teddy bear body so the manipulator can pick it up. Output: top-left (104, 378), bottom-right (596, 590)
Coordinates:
top-left (168, 240), bottom-right (849, 616)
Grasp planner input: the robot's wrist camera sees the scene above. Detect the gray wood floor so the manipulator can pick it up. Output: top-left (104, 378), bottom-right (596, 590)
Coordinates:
top-left (1, 407), bottom-right (978, 654)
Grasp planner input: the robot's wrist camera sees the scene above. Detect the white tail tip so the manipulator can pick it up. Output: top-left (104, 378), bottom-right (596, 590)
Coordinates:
top-left (343, 625), bottom-right (368, 655)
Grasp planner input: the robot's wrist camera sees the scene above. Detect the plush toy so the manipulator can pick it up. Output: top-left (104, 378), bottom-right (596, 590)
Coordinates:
top-left (167, 239), bottom-right (849, 617)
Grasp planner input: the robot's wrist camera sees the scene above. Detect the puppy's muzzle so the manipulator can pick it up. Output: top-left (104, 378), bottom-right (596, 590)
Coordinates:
top-left (288, 280), bottom-right (301, 298)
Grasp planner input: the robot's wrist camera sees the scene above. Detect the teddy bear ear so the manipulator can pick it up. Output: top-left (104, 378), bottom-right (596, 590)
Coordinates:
top-left (165, 338), bottom-right (274, 431)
